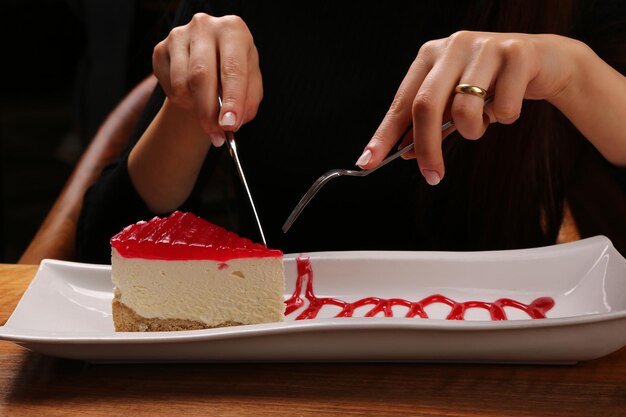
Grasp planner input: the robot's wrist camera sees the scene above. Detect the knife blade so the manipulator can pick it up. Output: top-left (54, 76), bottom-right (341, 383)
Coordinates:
top-left (217, 98), bottom-right (267, 246)
top-left (224, 132), bottom-right (267, 246)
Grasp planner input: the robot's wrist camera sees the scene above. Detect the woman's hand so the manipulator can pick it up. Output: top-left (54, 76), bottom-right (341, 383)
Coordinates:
top-left (356, 31), bottom-right (622, 184)
top-left (152, 12), bottom-right (263, 146)
top-left (129, 13), bottom-right (262, 214)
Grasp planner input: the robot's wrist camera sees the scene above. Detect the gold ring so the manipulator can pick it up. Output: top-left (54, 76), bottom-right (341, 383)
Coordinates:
top-left (455, 84), bottom-right (487, 100)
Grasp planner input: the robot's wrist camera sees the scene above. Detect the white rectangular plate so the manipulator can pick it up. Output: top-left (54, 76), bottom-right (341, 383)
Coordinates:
top-left (2, 236), bottom-right (626, 364)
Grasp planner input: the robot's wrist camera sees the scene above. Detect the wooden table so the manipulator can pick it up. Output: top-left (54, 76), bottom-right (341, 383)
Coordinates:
top-left (1, 264), bottom-right (625, 416)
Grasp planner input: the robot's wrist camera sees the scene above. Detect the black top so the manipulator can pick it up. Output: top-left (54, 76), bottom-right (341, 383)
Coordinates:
top-left (76, 0), bottom-right (626, 264)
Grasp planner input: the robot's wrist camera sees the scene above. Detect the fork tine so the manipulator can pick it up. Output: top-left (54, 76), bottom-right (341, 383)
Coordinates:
top-left (281, 170), bottom-right (342, 233)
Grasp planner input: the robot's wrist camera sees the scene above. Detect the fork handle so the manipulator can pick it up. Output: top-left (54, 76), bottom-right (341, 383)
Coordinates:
top-left (367, 118), bottom-right (453, 174)
top-left (370, 96), bottom-right (491, 173)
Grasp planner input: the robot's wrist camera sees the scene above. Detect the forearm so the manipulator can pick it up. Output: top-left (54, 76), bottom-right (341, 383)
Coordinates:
top-left (128, 98), bottom-right (212, 213)
top-left (549, 38), bottom-right (626, 167)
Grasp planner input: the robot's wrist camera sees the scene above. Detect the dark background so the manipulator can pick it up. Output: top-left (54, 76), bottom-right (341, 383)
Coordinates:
top-left (0, 0), bottom-right (180, 262)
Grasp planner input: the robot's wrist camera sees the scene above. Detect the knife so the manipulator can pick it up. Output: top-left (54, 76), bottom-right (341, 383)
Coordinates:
top-left (218, 98), bottom-right (267, 246)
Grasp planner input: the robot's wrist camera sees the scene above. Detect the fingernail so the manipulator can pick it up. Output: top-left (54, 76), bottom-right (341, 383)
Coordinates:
top-left (210, 133), bottom-right (225, 147)
top-left (220, 111), bottom-right (236, 127)
top-left (356, 149), bottom-right (372, 167)
top-left (421, 169), bottom-right (441, 186)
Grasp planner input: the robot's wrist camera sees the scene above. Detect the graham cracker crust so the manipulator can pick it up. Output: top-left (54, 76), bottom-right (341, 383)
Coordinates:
top-left (112, 299), bottom-right (241, 332)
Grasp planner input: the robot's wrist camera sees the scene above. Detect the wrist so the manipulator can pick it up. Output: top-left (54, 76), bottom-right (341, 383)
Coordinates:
top-left (161, 98), bottom-right (205, 139)
top-left (129, 98), bottom-right (212, 213)
top-left (541, 37), bottom-right (626, 166)
top-left (546, 36), bottom-right (594, 109)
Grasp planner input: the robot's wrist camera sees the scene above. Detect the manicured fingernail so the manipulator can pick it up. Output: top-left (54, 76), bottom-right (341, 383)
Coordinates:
top-left (210, 133), bottom-right (225, 147)
top-left (356, 149), bottom-right (372, 167)
top-left (220, 111), bottom-right (236, 127)
top-left (421, 169), bottom-right (441, 186)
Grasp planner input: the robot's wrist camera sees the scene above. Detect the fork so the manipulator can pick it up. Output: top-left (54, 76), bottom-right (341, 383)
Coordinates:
top-left (281, 97), bottom-right (492, 233)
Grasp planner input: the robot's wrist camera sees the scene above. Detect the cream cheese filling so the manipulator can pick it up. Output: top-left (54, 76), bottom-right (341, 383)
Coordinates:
top-left (111, 250), bottom-right (285, 326)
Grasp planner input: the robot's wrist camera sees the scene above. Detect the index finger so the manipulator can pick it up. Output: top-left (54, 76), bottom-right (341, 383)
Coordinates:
top-left (357, 52), bottom-right (432, 170)
top-left (216, 16), bottom-right (254, 132)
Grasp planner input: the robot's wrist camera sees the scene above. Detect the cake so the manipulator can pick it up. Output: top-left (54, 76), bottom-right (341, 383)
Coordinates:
top-left (110, 211), bottom-right (285, 331)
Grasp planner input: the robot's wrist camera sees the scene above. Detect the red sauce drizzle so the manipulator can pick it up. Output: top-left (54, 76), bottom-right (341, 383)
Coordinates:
top-left (285, 257), bottom-right (555, 321)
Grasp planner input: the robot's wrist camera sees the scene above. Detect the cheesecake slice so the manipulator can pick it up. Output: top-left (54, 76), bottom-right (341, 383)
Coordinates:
top-left (110, 211), bottom-right (285, 331)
